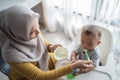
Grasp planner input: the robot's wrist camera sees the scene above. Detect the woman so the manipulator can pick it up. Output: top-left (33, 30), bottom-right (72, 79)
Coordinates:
top-left (0, 5), bottom-right (93, 80)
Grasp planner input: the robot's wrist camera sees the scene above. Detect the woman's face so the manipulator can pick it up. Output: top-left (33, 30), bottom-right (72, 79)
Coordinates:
top-left (29, 18), bottom-right (40, 40)
top-left (81, 33), bottom-right (100, 50)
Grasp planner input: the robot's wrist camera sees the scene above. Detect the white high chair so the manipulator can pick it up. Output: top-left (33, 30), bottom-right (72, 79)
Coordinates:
top-left (73, 26), bottom-right (114, 80)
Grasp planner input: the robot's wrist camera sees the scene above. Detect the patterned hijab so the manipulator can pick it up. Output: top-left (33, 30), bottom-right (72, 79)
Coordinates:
top-left (0, 5), bottom-right (49, 71)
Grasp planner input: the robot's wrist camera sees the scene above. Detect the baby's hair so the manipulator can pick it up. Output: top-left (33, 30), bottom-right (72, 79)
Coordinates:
top-left (81, 24), bottom-right (102, 39)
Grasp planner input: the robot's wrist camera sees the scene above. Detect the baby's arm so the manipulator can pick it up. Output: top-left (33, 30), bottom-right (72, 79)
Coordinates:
top-left (90, 53), bottom-right (100, 69)
top-left (71, 52), bottom-right (78, 63)
top-left (92, 56), bottom-right (100, 67)
top-left (91, 47), bottom-right (101, 67)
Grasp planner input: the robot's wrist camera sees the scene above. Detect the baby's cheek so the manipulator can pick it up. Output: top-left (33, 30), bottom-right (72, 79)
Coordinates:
top-left (82, 44), bottom-right (87, 48)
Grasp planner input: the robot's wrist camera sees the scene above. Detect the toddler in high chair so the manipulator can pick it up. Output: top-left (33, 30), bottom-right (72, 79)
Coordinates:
top-left (71, 24), bottom-right (102, 75)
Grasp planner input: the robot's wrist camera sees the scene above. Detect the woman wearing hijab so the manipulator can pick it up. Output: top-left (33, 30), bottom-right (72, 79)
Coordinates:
top-left (0, 5), bottom-right (93, 80)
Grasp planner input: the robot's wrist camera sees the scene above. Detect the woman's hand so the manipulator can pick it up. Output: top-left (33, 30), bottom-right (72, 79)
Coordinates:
top-left (71, 59), bottom-right (76, 63)
top-left (71, 60), bottom-right (94, 74)
top-left (48, 44), bottom-right (62, 52)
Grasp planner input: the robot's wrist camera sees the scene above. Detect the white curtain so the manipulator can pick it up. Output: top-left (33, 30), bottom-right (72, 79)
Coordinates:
top-left (89, 0), bottom-right (120, 58)
top-left (42, 0), bottom-right (92, 40)
top-left (42, 0), bottom-right (120, 41)
top-left (90, 0), bottom-right (120, 25)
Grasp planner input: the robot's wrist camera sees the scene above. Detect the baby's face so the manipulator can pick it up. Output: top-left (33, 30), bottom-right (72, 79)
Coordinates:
top-left (29, 18), bottom-right (40, 40)
top-left (81, 33), bottom-right (100, 50)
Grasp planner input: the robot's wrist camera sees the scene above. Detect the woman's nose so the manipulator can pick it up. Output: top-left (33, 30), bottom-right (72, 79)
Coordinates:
top-left (36, 29), bottom-right (40, 34)
top-left (36, 27), bottom-right (41, 33)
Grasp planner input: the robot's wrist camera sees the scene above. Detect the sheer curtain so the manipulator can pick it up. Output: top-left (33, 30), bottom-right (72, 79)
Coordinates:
top-left (90, 0), bottom-right (120, 25)
top-left (42, 0), bottom-right (92, 40)
top-left (42, 0), bottom-right (120, 40)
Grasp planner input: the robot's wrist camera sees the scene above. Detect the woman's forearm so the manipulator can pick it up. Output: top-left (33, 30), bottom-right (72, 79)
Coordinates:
top-left (8, 62), bottom-right (72, 80)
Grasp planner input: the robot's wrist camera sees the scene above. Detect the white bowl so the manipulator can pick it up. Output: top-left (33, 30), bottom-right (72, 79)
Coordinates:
top-left (54, 47), bottom-right (68, 60)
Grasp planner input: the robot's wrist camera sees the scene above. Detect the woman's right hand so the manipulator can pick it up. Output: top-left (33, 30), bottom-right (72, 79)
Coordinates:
top-left (71, 60), bottom-right (93, 74)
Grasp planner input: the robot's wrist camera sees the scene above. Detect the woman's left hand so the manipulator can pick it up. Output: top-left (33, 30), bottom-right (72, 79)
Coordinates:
top-left (48, 44), bottom-right (62, 52)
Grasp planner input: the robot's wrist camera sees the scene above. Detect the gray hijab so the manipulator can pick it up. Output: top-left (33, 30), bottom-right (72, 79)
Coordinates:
top-left (0, 5), bottom-right (49, 71)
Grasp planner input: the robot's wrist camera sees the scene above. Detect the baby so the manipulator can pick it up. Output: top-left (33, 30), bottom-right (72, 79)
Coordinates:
top-left (71, 24), bottom-right (102, 69)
